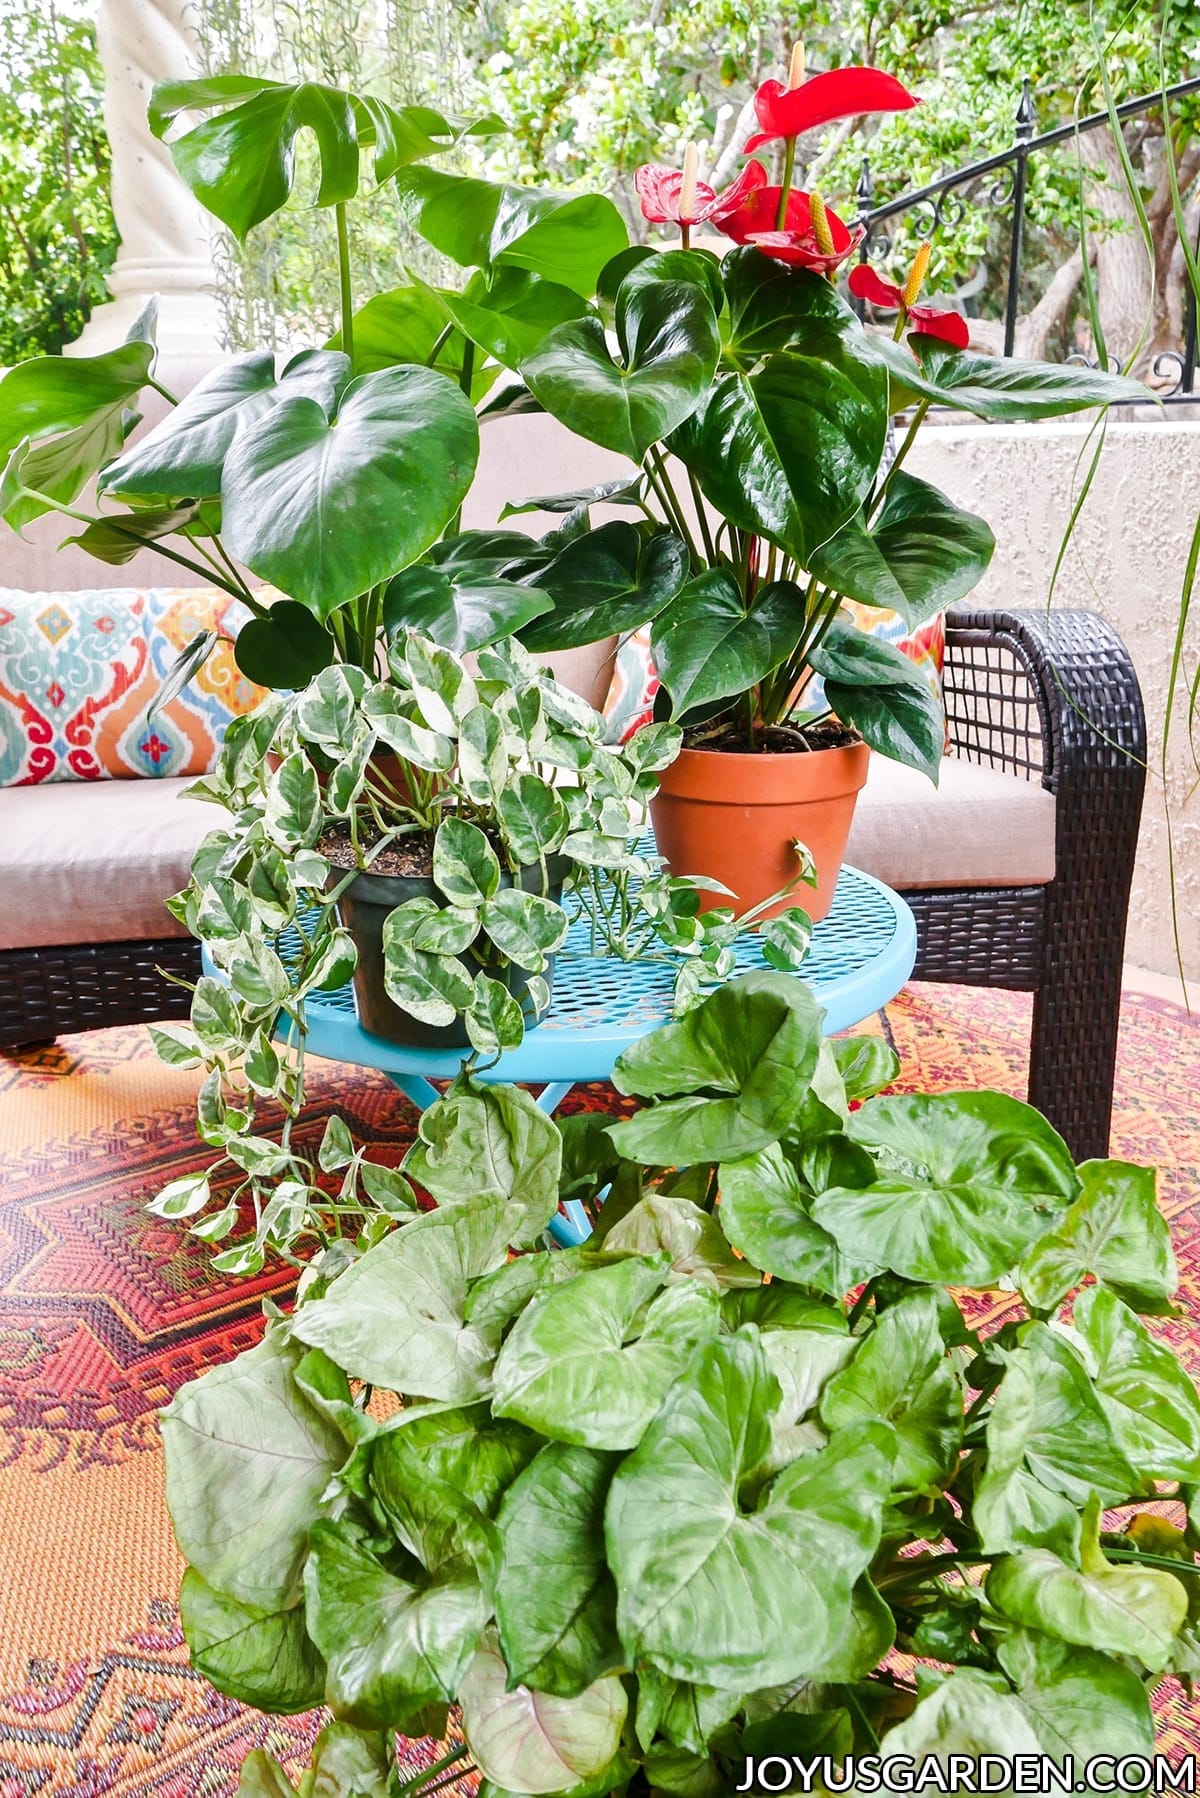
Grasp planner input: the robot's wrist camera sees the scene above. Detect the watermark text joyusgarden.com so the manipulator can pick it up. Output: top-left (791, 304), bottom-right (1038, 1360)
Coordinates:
top-left (733, 1754), bottom-right (1200, 1794)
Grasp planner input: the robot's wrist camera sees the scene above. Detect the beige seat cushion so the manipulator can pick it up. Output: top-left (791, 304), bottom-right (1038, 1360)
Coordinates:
top-left (0, 778), bottom-right (213, 950)
top-left (847, 753), bottom-right (1057, 891)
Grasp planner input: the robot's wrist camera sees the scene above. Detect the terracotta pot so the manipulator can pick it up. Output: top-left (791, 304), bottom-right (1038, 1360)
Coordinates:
top-left (336, 861), bottom-right (564, 1047)
top-left (649, 740), bottom-right (871, 923)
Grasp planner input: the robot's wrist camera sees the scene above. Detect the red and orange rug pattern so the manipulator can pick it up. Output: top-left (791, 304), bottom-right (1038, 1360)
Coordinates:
top-left (0, 982), bottom-right (1197, 1790)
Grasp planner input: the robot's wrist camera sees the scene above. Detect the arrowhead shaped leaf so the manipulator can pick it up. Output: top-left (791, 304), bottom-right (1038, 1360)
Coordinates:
top-left (521, 277), bottom-right (720, 462)
top-left (382, 563), bottom-right (552, 654)
top-left (819, 1291), bottom-right (963, 1491)
top-left (220, 367), bottom-right (479, 616)
top-left (719, 1141), bottom-right (876, 1296)
top-left (653, 572), bottom-right (806, 716)
top-left (877, 1671), bottom-right (1043, 1759)
top-left (179, 1567), bottom-right (325, 1712)
top-left (161, 1329), bottom-right (347, 1610)
top-left (606, 1331), bottom-right (892, 1686)
top-left (810, 472), bottom-right (995, 627)
top-left (1019, 1157), bottom-right (1177, 1315)
top-left (496, 1442), bottom-right (623, 1694)
top-left (814, 1092), bottom-right (1079, 1285)
top-left (518, 520), bottom-right (690, 653)
top-left (461, 1628), bottom-right (628, 1794)
top-left (856, 330), bottom-right (1150, 420)
top-left (431, 267), bottom-right (590, 370)
top-left (492, 1256), bottom-right (719, 1448)
top-left (404, 1078), bottom-right (562, 1247)
top-left (601, 1193), bottom-right (760, 1290)
top-left (822, 673), bottom-right (945, 781)
top-left (289, 1199), bottom-right (513, 1400)
top-left (1073, 1286), bottom-right (1200, 1482)
top-left (997, 1628), bottom-right (1155, 1761)
top-left (723, 246), bottom-right (861, 358)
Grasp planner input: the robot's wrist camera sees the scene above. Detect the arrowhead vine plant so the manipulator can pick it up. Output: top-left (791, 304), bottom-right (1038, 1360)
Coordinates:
top-left (162, 973), bottom-right (1200, 1788)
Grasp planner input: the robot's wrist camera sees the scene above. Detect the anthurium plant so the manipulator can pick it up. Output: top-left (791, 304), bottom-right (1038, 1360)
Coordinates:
top-left (153, 641), bottom-right (813, 1274)
top-left (161, 973), bottom-right (1200, 1788)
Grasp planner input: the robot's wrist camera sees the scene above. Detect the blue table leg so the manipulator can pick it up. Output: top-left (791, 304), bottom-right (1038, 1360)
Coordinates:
top-left (549, 1199), bottom-right (592, 1247)
top-left (535, 1081), bottom-right (575, 1113)
top-left (386, 1072), bottom-right (444, 1112)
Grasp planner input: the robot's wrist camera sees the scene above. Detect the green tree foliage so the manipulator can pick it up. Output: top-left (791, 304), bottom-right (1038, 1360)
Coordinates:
top-left (0, 0), bottom-right (117, 362)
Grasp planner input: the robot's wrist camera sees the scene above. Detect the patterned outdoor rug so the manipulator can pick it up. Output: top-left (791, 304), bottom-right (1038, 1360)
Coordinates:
top-left (0, 981), bottom-right (1198, 1791)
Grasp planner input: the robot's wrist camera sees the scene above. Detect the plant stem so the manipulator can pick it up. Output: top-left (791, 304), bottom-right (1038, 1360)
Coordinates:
top-left (776, 137), bottom-right (797, 229)
top-left (425, 321), bottom-right (454, 366)
top-left (686, 466), bottom-right (717, 564)
top-left (644, 447), bottom-right (699, 561)
top-left (445, 338), bottom-right (476, 539)
top-left (868, 399), bottom-right (930, 522)
top-left (147, 375), bottom-right (180, 406)
top-left (335, 201), bottom-right (354, 366)
top-left (28, 490), bottom-right (250, 598)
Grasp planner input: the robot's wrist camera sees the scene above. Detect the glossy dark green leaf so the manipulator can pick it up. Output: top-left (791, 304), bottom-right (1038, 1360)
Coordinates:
top-left (161, 1330), bottom-right (347, 1610)
top-left (858, 330), bottom-right (1150, 421)
top-left (0, 339), bottom-right (153, 459)
top-left (822, 674), bottom-right (944, 781)
top-left (810, 472), bottom-right (995, 628)
top-left (719, 1142), bottom-right (875, 1297)
top-left (611, 972), bottom-right (824, 1164)
top-left (814, 1092), bottom-right (1079, 1285)
top-left (652, 572), bottom-right (805, 716)
top-left (722, 245), bottom-right (861, 359)
top-left (1020, 1158), bottom-right (1177, 1315)
top-left (179, 1568), bottom-right (324, 1712)
top-left (1074, 1286), bottom-right (1200, 1482)
top-left (382, 563), bottom-right (552, 655)
top-left (101, 351), bottom-right (350, 500)
top-left (619, 247), bottom-right (725, 315)
top-left (671, 337), bottom-right (887, 566)
top-left (997, 1627), bottom-right (1155, 1761)
top-left (304, 1516), bottom-right (490, 1725)
top-left (460, 1628), bottom-right (628, 1794)
top-left (495, 1442), bottom-right (622, 1694)
top-left (404, 1077), bottom-right (562, 1247)
top-left (492, 1256), bottom-right (718, 1447)
top-left (607, 1330), bottom-right (892, 1686)
top-left (518, 520), bottom-right (689, 652)
top-left (501, 476), bottom-right (646, 519)
top-left (233, 600), bottom-right (337, 689)
top-left (986, 1499), bottom-right (1188, 1671)
top-left (430, 267), bottom-right (590, 370)
top-left (220, 367), bottom-right (478, 617)
top-left (808, 615), bottom-right (928, 690)
top-left (392, 167), bottom-right (628, 297)
top-left (973, 1325), bottom-right (1139, 1556)
top-left (289, 1198), bottom-right (513, 1399)
top-left (521, 277), bottom-right (720, 462)
top-left (820, 1292), bottom-right (963, 1491)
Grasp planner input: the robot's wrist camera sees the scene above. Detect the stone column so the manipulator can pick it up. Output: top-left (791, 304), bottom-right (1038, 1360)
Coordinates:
top-left (67, 0), bottom-right (224, 360)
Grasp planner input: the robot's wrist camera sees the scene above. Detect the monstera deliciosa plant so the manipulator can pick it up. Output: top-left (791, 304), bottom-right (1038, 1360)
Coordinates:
top-left (161, 974), bottom-right (1200, 1790)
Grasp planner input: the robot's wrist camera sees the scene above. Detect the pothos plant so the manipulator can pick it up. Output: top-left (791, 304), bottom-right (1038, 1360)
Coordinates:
top-left (152, 638), bottom-right (813, 1275)
top-left (161, 972), bottom-right (1200, 1790)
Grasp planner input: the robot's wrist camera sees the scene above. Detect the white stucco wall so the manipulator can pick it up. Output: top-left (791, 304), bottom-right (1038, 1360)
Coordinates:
top-left (909, 418), bottom-right (1200, 981)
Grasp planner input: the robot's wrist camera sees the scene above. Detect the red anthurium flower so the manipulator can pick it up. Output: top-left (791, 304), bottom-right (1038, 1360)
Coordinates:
top-left (848, 262), bottom-right (970, 348)
top-left (635, 156), bottom-right (767, 228)
top-left (745, 66), bottom-right (918, 153)
top-left (721, 185), bottom-right (862, 273)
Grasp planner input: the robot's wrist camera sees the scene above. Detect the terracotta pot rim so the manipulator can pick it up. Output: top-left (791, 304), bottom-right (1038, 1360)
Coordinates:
top-left (658, 738), bottom-right (870, 804)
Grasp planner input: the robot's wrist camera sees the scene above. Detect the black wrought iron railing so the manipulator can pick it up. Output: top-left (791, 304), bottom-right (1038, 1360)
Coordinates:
top-left (853, 75), bottom-right (1200, 401)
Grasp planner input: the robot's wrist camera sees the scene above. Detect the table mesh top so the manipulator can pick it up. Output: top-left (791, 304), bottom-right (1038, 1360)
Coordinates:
top-left (300, 861), bottom-right (903, 1037)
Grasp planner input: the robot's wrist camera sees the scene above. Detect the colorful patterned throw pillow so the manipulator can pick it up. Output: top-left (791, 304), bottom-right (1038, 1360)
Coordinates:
top-left (0, 587), bottom-right (267, 785)
top-left (603, 607), bottom-right (946, 745)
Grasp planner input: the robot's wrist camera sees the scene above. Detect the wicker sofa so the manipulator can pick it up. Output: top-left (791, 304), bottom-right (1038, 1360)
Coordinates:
top-left (0, 597), bottom-right (1145, 1162)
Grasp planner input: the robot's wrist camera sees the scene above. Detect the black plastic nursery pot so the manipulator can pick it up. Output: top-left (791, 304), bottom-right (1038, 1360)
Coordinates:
top-left (336, 863), bottom-right (564, 1048)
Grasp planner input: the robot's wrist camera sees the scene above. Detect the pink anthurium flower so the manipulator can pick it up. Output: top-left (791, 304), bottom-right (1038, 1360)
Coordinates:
top-left (721, 184), bottom-right (862, 274)
top-left (848, 260), bottom-right (970, 348)
top-left (745, 65), bottom-right (919, 153)
top-left (635, 154), bottom-right (768, 230)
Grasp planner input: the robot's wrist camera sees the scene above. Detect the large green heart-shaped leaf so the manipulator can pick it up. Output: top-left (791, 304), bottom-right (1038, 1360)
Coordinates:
top-left (606, 1331), bottom-right (892, 1686)
top-left (382, 563), bottom-right (552, 655)
top-left (403, 1079), bottom-right (562, 1249)
top-left (719, 1142), bottom-right (875, 1297)
top-left (289, 1199), bottom-right (513, 1400)
top-left (305, 1515), bottom-right (491, 1726)
top-left (521, 277), bottom-right (720, 463)
top-left (179, 1568), bottom-right (325, 1713)
top-left (430, 267), bottom-right (590, 371)
top-left (810, 471), bottom-right (996, 628)
top-left (101, 350), bottom-right (351, 500)
top-left (822, 674), bottom-right (945, 781)
top-left (722, 246), bottom-right (861, 359)
top-left (807, 613), bottom-right (929, 689)
top-left (161, 1330), bottom-right (347, 1610)
top-left (857, 331), bottom-right (1150, 421)
top-left (518, 520), bottom-right (690, 653)
top-left (496, 1442), bottom-right (623, 1695)
top-left (671, 338), bottom-right (887, 566)
top-left (220, 366), bottom-right (478, 616)
top-left (652, 572), bottom-right (805, 717)
top-left (610, 972), bottom-right (824, 1165)
top-left (1020, 1158), bottom-right (1177, 1315)
top-left (876, 1671), bottom-right (1043, 1760)
top-left (492, 1256), bottom-right (719, 1448)
top-left (370, 1403), bottom-right (538, 1523)
top-left (814, 1092), bottom-right (1079, 1285)
top-left (997, 1628), bottom-right (1155, 1762)
top-left (973, 1325), bottom-right (1140, 1556)
top-left (393, 167), bottom-right (628, 298)
top-left (986, 1499), bottom-right (1188, 1671)
top-left (1074, 1286), bottom-right (1200, 1482)
top-left (819, 1292), bottom-right (963, 1492)
top-left (461, 1629), bottom-right (628, 1795)
top-left (0, 339), bottom-right (153, 459)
